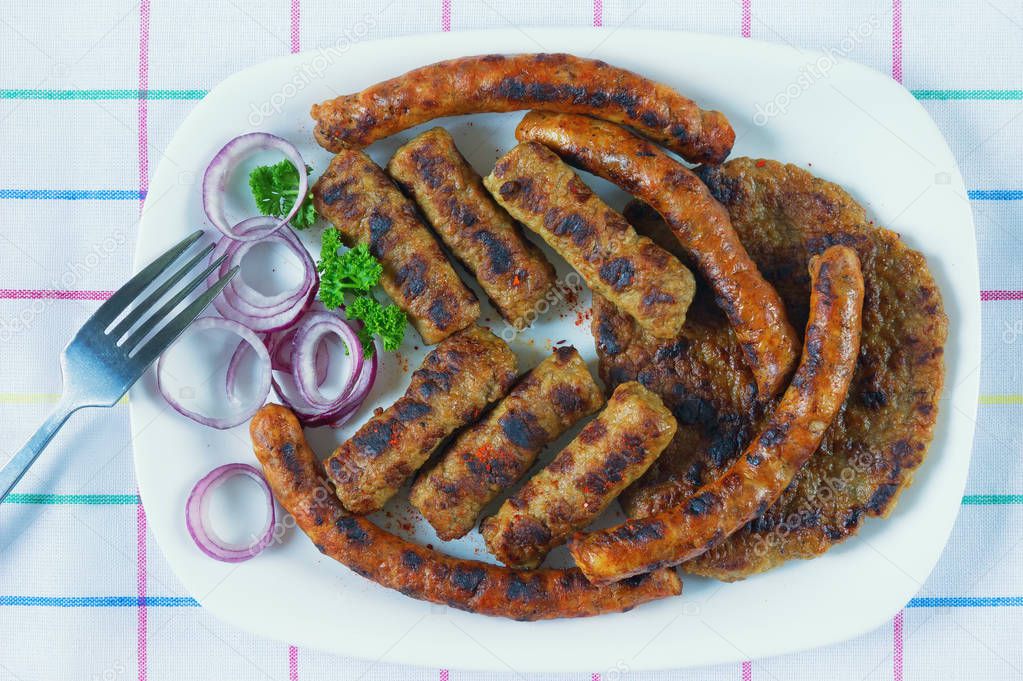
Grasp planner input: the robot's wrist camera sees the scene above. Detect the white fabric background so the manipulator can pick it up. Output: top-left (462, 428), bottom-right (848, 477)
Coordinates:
top-left (1, 1), bottom-right (1021, 679)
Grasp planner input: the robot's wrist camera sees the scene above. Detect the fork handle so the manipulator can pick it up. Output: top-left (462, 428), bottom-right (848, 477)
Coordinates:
top-left (0, 400), bottom-right (80, 503)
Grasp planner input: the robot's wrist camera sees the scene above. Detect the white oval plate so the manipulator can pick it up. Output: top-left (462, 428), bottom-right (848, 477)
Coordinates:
top-left (131, 28), bottom-right (979, 672)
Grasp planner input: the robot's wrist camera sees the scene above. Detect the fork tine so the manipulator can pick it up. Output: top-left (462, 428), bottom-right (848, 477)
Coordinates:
top-left (90, 230), bottom-right (204, 327)
top-left (107, 242), bottom-right (216, 342)
top-left (129, 267), bottom-right (240, 369)
top-left (120, 254), bottom-right (228, 352)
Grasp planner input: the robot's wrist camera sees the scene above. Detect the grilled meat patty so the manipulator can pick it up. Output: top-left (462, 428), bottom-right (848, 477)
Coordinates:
top-left (387, 127), bottom-right (557, 327)
top-left (572, 246), bottom-right (864, 584)
top-left (485, 141), bottom-right (696, 339)
top-left (410, 346), bottom-right (605, 540)
top-left (597, 158), bottom-right (947, 580)
top-left (324, 325), bottom-right (517, 515)
top-left (312, 149), bottom-right (479, 344)
top-left (481, 381), bottom-right (677, 570)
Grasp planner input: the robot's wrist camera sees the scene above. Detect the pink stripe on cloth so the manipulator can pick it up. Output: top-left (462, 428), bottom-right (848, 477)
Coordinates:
top-left (893, 611), bottom-right (904, 680)
top-left (290, 0), bottom-right (301, 53)
top-left (742, 660), bottom-right (752, 680)
top-left (439, 670), bottom-right (449, 681)
top-left (891, 0), bottom-right (903, 82)
top-left (289, 645), bottom-right (299, 680)
top-left (741, 0), bottom-right (751, 38)
top-left (290, 0), bottom-right (300, 53)
top-left (0, 289), bottom-right (114, 300)
top-left (591, 674), bottom-right (600, 681)
top-left (593, 0), bottom-right (603, 27)
top-left (136, 6), bottom-right (151, 680)
top-left (982, 290), bottom-right (1023, 301)
top-left (441, 0), bottom-right (451, 31)
top-left (136, 501), bottom-right (148, 681)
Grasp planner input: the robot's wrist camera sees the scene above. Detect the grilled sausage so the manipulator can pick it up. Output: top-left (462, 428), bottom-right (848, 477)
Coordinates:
top-left (409, 346), bottom-right (605, 540)
top-left (481, 382), bottom-right (677, 570)
top-left (324, 325), bottom-right (517, 514)
top-left (568, 246), bottom-right (864, 584)
top-left (252, 404), bottom-right (682, 620)
top-left (386, 127), bottom-right (557, 326)
top-left (312, 149), bottom-right (479, 344)
top-left (311, 53), bottom-right (734, 165)
top-left (515, 111), bottom-right (799, 398)
top-left (484, 142), bottom-right (695, 339)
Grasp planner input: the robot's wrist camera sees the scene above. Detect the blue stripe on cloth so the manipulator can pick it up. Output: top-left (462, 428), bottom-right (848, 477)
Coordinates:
top-left (3, 188), bottom-right (1014, 203)
top-left (0, 596), bottom-right (200, 607)
top-left (2, 595), bottom-right (1019, 608)
top-left (968, 190), bottom-right (1023, 200)
top-left (908, 596), bottom-right (1023, 608)
top-left (0, 189), bottom-right (146, 200)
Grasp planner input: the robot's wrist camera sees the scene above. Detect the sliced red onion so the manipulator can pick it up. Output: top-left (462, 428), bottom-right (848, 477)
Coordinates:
top-left (292, 311), bottom-right (363, 409)
top-left (214, 221), bottom-right (313, 315)
top-left (266, 326), bottom-right (330, 386)
top-left (185, 463), bottom-right (276, 563)
top-left (267, 327), bottom-right (299, 373)
top-left (271, 349), bottom-right (376, 428)
top-left (325, 350), bottom-right (377, 428)
top-left (157, 317), bottom-right (271, 430)
top-left (202, 133), bottom-right (308, 242)
top-left (225, 334), bottom-right (270, 403)
top-left (269, 309), bottom-right (378, 428)
top-left (207, 218), bottom-right (318, 332)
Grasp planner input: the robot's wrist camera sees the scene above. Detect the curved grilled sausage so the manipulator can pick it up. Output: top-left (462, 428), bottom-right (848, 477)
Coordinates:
top-left (311, 53), bottom-right (734, 165)
top-left (568, 246), bottom-right (864, 584)
top-left (482, 382), bottom-right (677, 570)
top-left (312, 149), bottom-right (479, 344)
top-left (324, 326), bottom-right (517, 514)
top-left (410, 346), bottom-right (605, 540)
top-left (252, 404), bottom-right (682, 620)
top-left (484, 142), bottom-right (695, 339)
top-left (515, 111), bottom-right (799, 398)
top-left (386, 128), bottom-right (557, 326)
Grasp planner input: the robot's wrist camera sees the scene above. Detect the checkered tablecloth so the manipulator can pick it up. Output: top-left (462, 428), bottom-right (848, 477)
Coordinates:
top-left (1, 1), bottom-right (1020, 679)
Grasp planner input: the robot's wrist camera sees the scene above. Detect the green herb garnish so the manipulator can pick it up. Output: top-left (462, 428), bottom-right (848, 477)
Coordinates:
top-left (345, 295), bottom-right (408, 354)
top-left (249, 160), bottom-right (317, 229)
top-left (317, 228), bottom-right (406, 355)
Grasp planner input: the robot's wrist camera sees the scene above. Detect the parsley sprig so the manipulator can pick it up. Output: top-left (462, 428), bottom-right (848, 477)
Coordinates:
top-left (248, 159), bottom-right (317, 229)
top-left (316, 228), bottom-right (407, 355)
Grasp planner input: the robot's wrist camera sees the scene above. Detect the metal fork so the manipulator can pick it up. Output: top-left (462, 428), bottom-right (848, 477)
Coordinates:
top-left (0, 230), bottom-right (238, 503)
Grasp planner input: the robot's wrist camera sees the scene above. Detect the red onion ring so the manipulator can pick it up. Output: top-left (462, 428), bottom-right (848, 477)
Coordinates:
top-left (268, 309), bottom-right (378, 428)
top-left (292, 311), bottom-right (363, 410)
top-left (207, 218), bottom-right (318, 332)
top-left (157, 317), bottom-right (271, 430)
top-left (225, 334), bottom-right (272, 403)
top-left (215, 223), bottom-right (312, 315)
top-left (238, 328), bottom-right (329, 400)
top-left (202, 133), bottom-right (309, 242)
top-left (267, 327), bottom-right (299, 373)
top-left (270, 350), bottom-right (376, 428)
top-left (185, 463), bottom-right (276, 563)
top-left (266, 313), bottom-right (330, 382)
